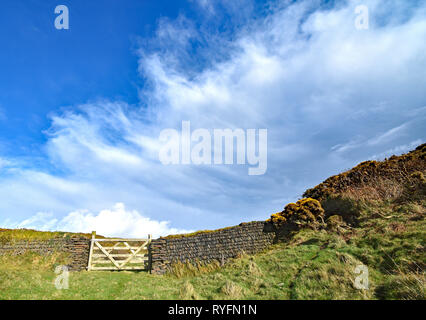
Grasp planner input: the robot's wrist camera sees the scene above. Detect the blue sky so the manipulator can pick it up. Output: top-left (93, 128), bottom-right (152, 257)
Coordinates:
top-left (0, 0), bottom-right (187, 156)
top-left (0, 0), bottom-right (425, 237)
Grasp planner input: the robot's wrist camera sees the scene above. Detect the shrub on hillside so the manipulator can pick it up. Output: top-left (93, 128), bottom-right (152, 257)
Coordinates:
top-left (268, 198), bottom-right (325, 230)
top-left (303, 143), bottom-right (426, 202)
top-left (400, 171), bottom-right (426, 202)
top-left (321, 195), bottom-right (362, 226)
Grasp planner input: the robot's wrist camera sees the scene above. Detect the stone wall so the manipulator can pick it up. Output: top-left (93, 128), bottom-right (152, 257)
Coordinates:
top-left (0, 237), bottom-right (90, 271)
top-left (150, 221), bottom-right (275, 275)
top-left (0, 221), bottom-right (275, 274)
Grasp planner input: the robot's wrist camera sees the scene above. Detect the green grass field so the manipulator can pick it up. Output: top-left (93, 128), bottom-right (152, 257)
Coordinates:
top-left (0, 200), bottom-right (424, 300)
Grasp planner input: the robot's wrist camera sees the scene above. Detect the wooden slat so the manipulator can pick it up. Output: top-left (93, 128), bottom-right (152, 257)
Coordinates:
top-left (92, 238), bottom-right (149, 242)
top-left (92, 254), bottom-right (147, 258)
top-left (92, 260), bottom-right (148, 265)
top-left (92, 257), bottom-right (148, 263)
top-left (90, 266), bottom-right (148, 271)
top-left (89, 266), bottom-right (122, 270)
top-left (128, 258), bottom-right (149, 263)
top-left (92, 246), bottom-right (147, 251)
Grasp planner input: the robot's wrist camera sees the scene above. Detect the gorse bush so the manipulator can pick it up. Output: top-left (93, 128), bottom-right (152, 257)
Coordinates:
top-left (268, 198), bottom-right (325, 229)
top-left (303, 143), bottom-right (426, 202)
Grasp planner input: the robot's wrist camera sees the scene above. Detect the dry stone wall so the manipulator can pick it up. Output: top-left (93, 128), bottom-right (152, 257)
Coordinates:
top-left (0, 237), bottom-right (90, 271)
top-left (0, 221), bottom-right (275, 274)
top-left (150, 221), bottom-right (275, 275)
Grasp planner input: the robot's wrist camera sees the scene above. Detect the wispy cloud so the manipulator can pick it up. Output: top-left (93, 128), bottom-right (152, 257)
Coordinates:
top-left (332, 122), bottom-right (411, 153)
top-left (367, 123), bottom-right (409, 146)
top-left (370, 139), bottom-right (424, 160)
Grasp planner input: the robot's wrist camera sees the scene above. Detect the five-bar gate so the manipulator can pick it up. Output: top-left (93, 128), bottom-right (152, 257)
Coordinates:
top-left (87, 231), bottom-right (152, 271)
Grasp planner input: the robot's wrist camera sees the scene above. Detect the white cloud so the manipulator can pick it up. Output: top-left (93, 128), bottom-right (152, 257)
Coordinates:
top-left (0, 157), bottom-right (12, 169)
top-left (10, 212), bottom-right (59, 231)
top-left (3, 203), bottom-right (192, 238)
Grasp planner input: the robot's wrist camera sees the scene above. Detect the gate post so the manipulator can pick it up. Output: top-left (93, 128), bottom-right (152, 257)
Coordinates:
top-left (87, 231), bottom-right (96, 271)
top-left (148, 234), bottom-right (152, 273)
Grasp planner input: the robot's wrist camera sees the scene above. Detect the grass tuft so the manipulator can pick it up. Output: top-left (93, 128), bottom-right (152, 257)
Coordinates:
top-left (221, 281), bottom-right (243, 299)
top-left (179, 281), bottom-right (199, 300)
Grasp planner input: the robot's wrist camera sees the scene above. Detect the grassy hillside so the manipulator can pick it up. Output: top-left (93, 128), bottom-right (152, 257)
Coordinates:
top-left (0, 199), bottom-right (423, 300)
top-left (0, 228), bottom-right (98, 243)
top-left (0, 144), bottom-right (424, 300)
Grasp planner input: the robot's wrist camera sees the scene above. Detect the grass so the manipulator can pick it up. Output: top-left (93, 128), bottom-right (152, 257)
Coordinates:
top-left (0, 228), bottom-right (98, 244)
top-left (0, 200), bottom-right (424, 300)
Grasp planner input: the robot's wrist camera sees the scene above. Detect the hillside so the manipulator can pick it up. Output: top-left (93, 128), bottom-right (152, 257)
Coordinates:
top-left (304, 143), bottom-right (426, 202)
top-left (0, 229), bottom-right (99, 243)
top-left (0, 144), bottom-right (424, 300)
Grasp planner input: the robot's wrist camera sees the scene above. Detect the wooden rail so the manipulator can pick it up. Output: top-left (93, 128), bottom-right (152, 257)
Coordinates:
top-left (87, 231), bottom-right (152, 271)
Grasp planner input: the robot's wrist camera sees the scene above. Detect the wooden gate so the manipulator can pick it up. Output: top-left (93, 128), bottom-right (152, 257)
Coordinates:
top-left (87, 231), bottom-right (152, 271)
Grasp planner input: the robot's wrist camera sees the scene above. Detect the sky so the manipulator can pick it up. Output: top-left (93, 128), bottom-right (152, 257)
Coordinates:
top-left (0, 0), bottom-right (425, 238)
